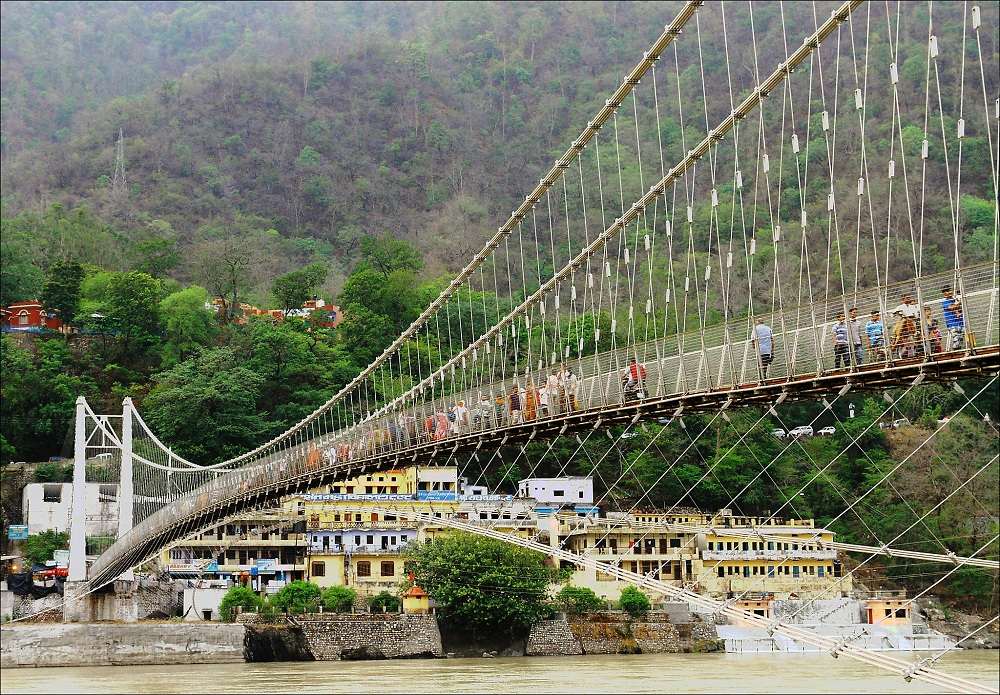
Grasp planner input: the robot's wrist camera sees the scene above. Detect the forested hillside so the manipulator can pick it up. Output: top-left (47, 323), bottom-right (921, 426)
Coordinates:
top-left (3, 1), bottom-right (995, 305)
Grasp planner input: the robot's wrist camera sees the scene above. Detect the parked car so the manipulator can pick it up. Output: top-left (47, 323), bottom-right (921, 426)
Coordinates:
top-left (789, 425), bottom-right (814, 437)
top-left (892, 418), bottom-right (910, 428)
top-left (817, 426), bottom-right (836, 436)
top-left (771, 428), bottom-right (787, 439)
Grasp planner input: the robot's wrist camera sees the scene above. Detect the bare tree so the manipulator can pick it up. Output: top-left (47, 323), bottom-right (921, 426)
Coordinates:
top-left (192, 234), bottom-right (256, 322)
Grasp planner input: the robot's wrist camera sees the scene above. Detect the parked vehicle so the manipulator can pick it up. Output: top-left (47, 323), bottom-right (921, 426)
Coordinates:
top-left (789, 425), bottom-right (814, 437)
top-left (771, 428), bottom-right (787, 439)
top-left (817, 426), bottom-right (836, 436)
top-left (892, 418), bottom-right (910, 428)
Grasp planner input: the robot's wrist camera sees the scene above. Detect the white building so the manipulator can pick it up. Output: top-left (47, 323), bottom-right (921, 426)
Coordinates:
top-left (517, 476), bottom-right (594, 505)
top-left (21, 482), bottom-right (119, 536)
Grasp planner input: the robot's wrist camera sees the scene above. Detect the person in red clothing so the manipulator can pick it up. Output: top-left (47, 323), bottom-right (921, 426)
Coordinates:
top-left (621, 357), bottom-right (647, 400)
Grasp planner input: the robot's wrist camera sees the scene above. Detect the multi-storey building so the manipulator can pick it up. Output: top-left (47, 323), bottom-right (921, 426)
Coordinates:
top-left (161, 509), bottom-right (306, 592)
top-left (696, 523), bottom-right (851, 598)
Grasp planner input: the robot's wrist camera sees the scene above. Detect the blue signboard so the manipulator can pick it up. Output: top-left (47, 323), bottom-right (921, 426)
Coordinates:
top-left (204, 561), bottom-right (218, 573)
top-left (7, 524), bottom-right (28, 540)
top-left (416, 491), bottom-right (458, 501)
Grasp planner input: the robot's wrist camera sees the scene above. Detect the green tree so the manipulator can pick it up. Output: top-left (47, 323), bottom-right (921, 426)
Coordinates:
top-left (104, 271), bottom-right (162, 357)
top-left (270, 580), bottom-right (321, 614)
top-left (33, 461), bottom-right (73, 482)
top-left (23, 530), bottom-right (69, 566)
top-left (555, 585), bottom-right (605, 614)
top-left (322, 585), bottom-right (358, 612)
top-left (367, 590), bottom-right (400, 613)
top-left (406, 532), bottom-right (557, 637)
top-left (219, 585), bottom-right (262, 621)
top-left (358, 236), bottom-right (423, 278)
top-left (618, 586), bottom-right (651, 618)
top-left (271, 263), bottom-right (328, 315)
top-left (160, 285), bottom-right (217, 363)
top-left (142, 347), bottom-right (271, 463)
top-left (40, 260), bottom-right (85, 327)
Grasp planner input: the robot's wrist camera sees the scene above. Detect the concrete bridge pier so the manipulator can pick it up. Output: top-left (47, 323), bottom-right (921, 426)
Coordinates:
top-left (62, 580), bottom-right (139, 623)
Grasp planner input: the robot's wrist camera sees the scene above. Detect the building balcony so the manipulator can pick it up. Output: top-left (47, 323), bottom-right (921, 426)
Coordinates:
top-left (572, 547), bottom-right (698, 560)
top-left (307, 520), bottom-right (419, 530)
top-left (181, 536), bottom-right (305, 546)
top-left (701, 549), bottom-right (837, 561)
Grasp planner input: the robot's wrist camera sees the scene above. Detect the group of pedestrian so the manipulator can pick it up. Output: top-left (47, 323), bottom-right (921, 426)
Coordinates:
top-left (752, 285), bottom-right (969, 378)
top-left (457, 364), bottom-right (582, 429)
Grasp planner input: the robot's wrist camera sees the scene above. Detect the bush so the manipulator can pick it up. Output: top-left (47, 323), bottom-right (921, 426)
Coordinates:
top-left (269, 580), bottom-right (321, 614)
top-left (367, 590), bottom-right (400, 613)
top-left (23, 530), bottom-right (69, 565)
top-left (618, 586), bottom-right (651, 618)
top-left (33, 461), bottom-right (72, 483)
top-left (218, 585), bottom-right (261, 621)
top-left (321, 585), bottom-right (357, 612)
top-left (555, 585), bottom-right (605, 614)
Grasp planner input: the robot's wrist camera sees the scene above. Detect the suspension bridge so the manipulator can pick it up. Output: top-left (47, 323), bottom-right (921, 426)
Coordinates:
top-left (42, 0), bottom-right (1000, 691)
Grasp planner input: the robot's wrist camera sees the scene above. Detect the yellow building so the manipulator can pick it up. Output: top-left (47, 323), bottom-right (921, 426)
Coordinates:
top-left (697, 525), bottom-right (852, 598)
top-left (308, 466), bottom-right (459, 496)
top-left (556, 516), bottom-right (703, 600)
top-left (864, 597), bottom-right (912, 627)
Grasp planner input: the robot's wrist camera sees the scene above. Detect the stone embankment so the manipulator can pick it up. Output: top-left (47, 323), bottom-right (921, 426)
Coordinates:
top-left (526, 609), bottom-right (722, 656)
top-left (0, 623), bottom-right (245, 668)
top-left (293, 613), bottom-right (443, 660)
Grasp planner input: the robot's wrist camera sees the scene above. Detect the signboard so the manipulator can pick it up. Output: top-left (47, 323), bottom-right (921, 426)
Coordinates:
top-left (7, 524), bottom-right (28, 541)
top-left (255, 559), bottom-right (278, 574)
top-left (204, 561), bottom-right (218, 573)
top-left (416, 491), bottom-right (458, 501)
top-left (302, 493), bottom-right (413, 502)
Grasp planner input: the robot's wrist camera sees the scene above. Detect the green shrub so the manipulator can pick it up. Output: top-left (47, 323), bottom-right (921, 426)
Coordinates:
top-left (321, 585), bottom-right (357, 612)
top-left (218, 585), bottom-right (261, 621)
top-left (23, 530), bottom-right (69, 566)
top-left (367, 590), bottom-right (400, 613)
top-left (33, 462), bottom-right (72, 483)
top-left (618, 586), bottom-right (651, 618)
top-left (269, 580), bottom-right (321, 614)
top-left (555, 585), bottom-right (605, 614)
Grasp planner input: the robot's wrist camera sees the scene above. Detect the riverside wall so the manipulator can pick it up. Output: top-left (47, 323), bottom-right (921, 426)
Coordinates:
top-left (526, 611), bottom-right (722, 656)
top-left (294, 613), bottom-right (443, 660)
top-left (0, 623), bottom-right (245, 668)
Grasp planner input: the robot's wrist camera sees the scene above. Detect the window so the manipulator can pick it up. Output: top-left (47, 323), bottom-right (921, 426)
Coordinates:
top-left (895, 609), bottom-right (906, 618)
top-left (884, 608), bottom-right (893, 617)
top-left (400, 534), bottom-right (407, 542)
top-left (357, 561), bottom-right (371, 577)
top-left (717, 567), bottom-right (724, 578)
top-left (334, 535), bottom-right (342, 545)
top-left (311, 562), bottom-right (326, 577)
top-left (708, 542), bottom-right (714, 550)
top-left (669, 538), bottom-right (681, 548)
top-left (578, 491), bottom-right (584, 499)
top-left (355, 535), bottom-right (361, 545)
top-left (553, 490), bottom-right (565, 497)
top-left (43, 484), bottom-right (62, 502)
top-left (18, 310), bottom-right (29, 325)
top-left (366, 535), bottom-right (374, 545)
top-left (380, 561), bottom-right (395, 577)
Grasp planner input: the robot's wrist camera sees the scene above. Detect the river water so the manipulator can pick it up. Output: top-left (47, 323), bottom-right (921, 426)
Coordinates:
top-left (2, 652), bottom-right (998, 693)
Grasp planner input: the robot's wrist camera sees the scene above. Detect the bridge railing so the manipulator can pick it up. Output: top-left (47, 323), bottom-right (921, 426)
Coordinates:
top-left (88, 263), bottom-right (998, 586)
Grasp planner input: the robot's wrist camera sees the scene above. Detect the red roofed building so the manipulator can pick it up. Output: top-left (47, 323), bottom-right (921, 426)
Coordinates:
top-left (2, 301), bottom-right (63, 332)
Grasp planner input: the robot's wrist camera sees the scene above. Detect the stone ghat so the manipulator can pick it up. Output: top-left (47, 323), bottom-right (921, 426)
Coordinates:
top-left (1, 623), bottom-right (246, 668)
top-left (526, 611), bottom-right (722, 656)
top-left (293, 613), bottom-right (443, 660)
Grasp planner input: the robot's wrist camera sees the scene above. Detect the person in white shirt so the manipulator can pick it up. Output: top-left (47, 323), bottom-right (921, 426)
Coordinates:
top-left (559, 364), bottom-right (580, 411)
top-left (546, 370), bottom-right (561, 416)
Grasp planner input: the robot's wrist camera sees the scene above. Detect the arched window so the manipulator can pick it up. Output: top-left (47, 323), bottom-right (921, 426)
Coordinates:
top-left (18, 310), bottom-right (29, 325)
top-left (356, 560), bottom-right (371, 577)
